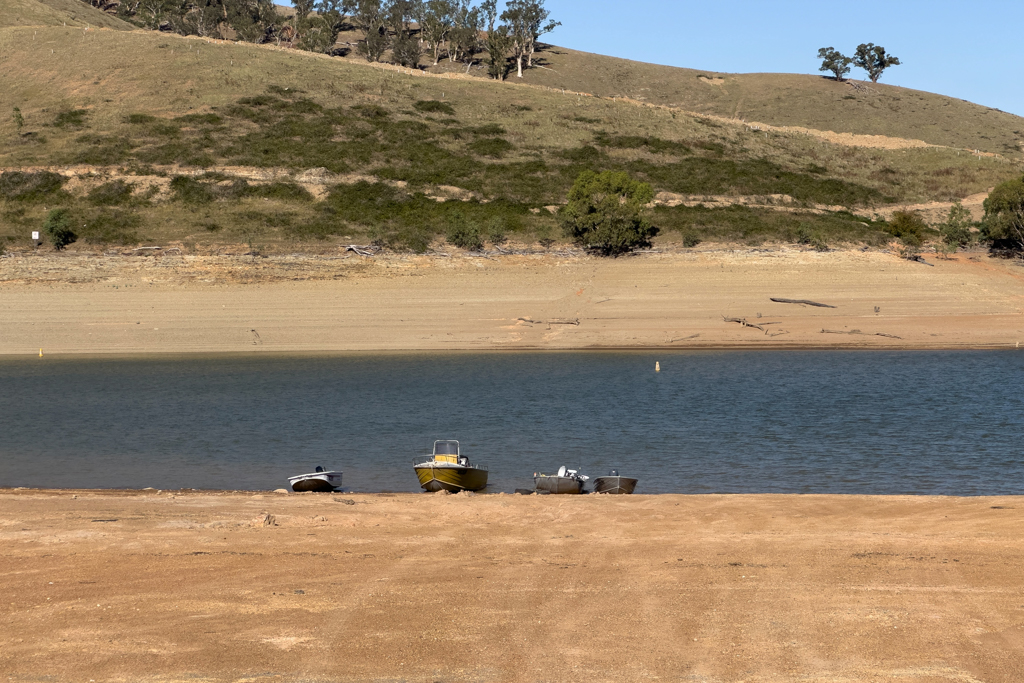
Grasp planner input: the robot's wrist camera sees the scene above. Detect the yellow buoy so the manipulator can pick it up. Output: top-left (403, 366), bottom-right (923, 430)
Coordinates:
top-left (655, 361), bottom-right (660, 372)
top-left (39, 348), bottom-right (43, 357)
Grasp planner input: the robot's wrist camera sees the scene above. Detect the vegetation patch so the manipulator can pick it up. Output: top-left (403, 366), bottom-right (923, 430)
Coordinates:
top-left (653, 205), bottom-right (891, 246)
top-left (0, 172), bottom-right (67, 202)
top-left (414, 100), bottom-right (456, 116)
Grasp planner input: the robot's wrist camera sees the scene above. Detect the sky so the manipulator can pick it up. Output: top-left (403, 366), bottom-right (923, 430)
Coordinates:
top-left (538, 0), bottom-right (1024, 117)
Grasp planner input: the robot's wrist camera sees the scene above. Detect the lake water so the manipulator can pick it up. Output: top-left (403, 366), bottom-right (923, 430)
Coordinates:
top-left (1, 351), bottom-right (1022, 495)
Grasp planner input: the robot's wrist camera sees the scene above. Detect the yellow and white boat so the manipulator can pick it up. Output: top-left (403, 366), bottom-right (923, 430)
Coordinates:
top-left (414, 440), bottom-right (488, 492)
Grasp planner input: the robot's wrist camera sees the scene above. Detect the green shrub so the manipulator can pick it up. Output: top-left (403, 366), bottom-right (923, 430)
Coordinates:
top-left (169, 176), bottom-right (215, 205)
top-left (469, 137), bottom-right (514, 158)
top-left (887, 210), bottom-right (927, 246)
top-left (72, 135), bottom-right (135, 165)
top-left (468, 124), bottom-right (506, 136)
top-left (43, 208), bottom-right (77, 250)
top-left (53, 109), bottom-right (88, 129)
top-left (562, 170), bottom-right (656, 255)
top-left (414, 100), bottom-right (456, 116)
top-left (369, 224), bottom-right (433, 253)
top-left (0, 171), bottom-right (66, 202)
top-left (982, 174), bottom-right (1024, 254)
top-left (558, 146), bottom-right (604, 163)
top-left (446, 212), bottom-right (483, 250)
top-left (940, 200), bottom-right (975, 248)
top-left (88, 180), bottom-right (135, 206)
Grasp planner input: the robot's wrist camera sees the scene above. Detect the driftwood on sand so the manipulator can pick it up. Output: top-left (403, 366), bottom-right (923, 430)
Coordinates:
top-left (770, 297), bottom-right (837, 308)
top-left (821, 329), bottom-right (903, 340)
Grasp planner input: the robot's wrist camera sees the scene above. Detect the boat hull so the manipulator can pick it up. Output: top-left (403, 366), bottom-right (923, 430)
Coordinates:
top-left (533, 476), bottom-right (585, 494)
top-left (288, 472), bottom-right (343, 492)
top-left (592, 476), bottom-right (638, 494)
top-left (415, 465), bottom-right (488, 492)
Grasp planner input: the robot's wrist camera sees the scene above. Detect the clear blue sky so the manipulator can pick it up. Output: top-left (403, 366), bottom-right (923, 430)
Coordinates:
top-left (537, 0), bottom-right (1024, 117)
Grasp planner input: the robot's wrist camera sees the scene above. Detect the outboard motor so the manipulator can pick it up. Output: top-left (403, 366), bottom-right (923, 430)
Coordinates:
top-left (315, 466), bottom-right (324, 473)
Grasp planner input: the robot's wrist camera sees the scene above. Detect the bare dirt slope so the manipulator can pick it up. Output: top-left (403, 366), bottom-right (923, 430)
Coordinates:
top-left (2, 489), bottom-right (1023, 682)
top-left (2, 249), bottom-right (1024, 353)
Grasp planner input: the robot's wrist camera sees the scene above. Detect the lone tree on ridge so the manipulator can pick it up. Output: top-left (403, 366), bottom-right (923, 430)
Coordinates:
top-left (817, 47), bottom-right (852, 81)
top-left (853, 43), bottom-right (901, 83)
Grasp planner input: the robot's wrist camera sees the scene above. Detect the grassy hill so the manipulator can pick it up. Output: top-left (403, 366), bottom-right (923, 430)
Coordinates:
top-left (0, 0), bottom-right (133, 30)
top-left (0, 13), bottom-right (1021, 255)
top-left (459, 46), bottom-right (1024, 158)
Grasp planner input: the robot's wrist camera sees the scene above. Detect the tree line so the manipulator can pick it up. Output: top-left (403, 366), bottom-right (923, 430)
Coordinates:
top-left (85, 0), bottom-right (558, 80)
top-left (817, 43), bottom-right (900, 83)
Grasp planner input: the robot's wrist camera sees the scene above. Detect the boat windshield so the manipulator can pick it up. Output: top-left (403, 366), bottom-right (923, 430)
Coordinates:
top-left (433, 440), bottom-right (460, 456)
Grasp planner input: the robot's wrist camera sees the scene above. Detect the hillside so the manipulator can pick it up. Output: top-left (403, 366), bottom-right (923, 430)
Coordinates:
top-left (0, 15), bottom-right (1021, 255)
top-left (0, 0), bottom-right (133, 30)
top-left (471, 46), bottom-right (1024, 158)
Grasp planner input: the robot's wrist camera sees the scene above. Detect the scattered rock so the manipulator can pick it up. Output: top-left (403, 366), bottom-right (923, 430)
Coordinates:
top-left (254, 513), bottom-right (277, 527)
top-left (336, 498), bottom-right (356, 505)
top-left (457, 490), bottom-right (476, 497)
top-left (294, 589), bottom-right (305, 594)
top-left (434, 489), bottom-right (451, 496)
top-left (273, 488), bottom-right (289, 494)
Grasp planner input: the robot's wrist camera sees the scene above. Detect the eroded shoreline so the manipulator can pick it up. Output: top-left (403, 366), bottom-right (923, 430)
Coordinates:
top-left (3, 248), bottom-right (1023, 354)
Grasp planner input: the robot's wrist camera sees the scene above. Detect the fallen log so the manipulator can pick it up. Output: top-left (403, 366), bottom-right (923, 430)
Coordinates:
top-left (343, 244), bottom-right (379, 257)
top-left (821, 329), bottom-right (903, 340)
top-left (770, 297), bottom-right (837, 308)
top-left (724, 317), bottom-right (765, 331)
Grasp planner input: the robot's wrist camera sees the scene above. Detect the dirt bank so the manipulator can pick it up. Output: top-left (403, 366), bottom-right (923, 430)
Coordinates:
top-left (2, 248), bottom-right (1024, 354)
top-left (2, 490), bottom-right (1022, 682)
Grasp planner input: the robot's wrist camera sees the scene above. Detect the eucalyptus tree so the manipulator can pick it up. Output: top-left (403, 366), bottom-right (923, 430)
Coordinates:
top-left (853, 43), bottom-right (900, 83)
top-left (480, 0), bottom-right (511, 80)
top-left (417, 0), bottom-right (457, 65)
top-left (500, 0), bottom-right (559, 78)
top-left (448, 0), bottom-right (482, 66)
top-left (983, 174), bottom-right (1024, 253)
top-left (817, 47), bottom-right (852, 82)
top-left (354, 0), bottom-right (389, 61)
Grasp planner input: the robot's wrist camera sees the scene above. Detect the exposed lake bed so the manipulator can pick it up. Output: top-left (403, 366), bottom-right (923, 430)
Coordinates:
top-left (2, 489), bottom-right (1022, 683)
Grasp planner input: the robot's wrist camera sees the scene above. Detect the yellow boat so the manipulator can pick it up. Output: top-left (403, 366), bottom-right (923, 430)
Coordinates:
top-left (414, 440), bottom-right (488, 492)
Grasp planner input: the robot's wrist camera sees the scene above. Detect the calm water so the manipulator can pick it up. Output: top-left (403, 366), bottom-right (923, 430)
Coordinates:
top-left (1, 351), bottom-right (1022, 495)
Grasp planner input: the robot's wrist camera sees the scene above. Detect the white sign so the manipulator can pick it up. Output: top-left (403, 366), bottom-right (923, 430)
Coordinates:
top-left (31, 231), bottom-right (39, 240)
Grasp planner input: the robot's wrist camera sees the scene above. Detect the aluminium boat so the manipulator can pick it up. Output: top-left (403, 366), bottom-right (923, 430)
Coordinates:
top-left (288, 466), bottom-right (343, 492)
top-left (533, 466), bottom-right (589, 494)
top-left (592, 469), bottom-right (638, 494)
top-left (414, 440), bottom-right (488, 492)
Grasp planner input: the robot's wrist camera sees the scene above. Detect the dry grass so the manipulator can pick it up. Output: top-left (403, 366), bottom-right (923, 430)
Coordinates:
top-left (0, 0), bottom-right (133, 30)
top-left (0, 20), bottom-right (1021, 253)
top-left (417, 44), bottom-right (1024, 159)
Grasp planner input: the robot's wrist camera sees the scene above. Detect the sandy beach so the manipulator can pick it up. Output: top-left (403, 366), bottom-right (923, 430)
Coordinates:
top-left (2, 248), bottom-right (1024, 354)
top-left (2, 489), bottom-right (1022, 682)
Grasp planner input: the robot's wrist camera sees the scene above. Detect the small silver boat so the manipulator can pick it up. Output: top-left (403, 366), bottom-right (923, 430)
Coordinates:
top-left (592, 469), bottom-right (637, 494)
top-left (288, 466), bottom-right (343, 492)
top-left (534, 466), bottom-right (589, 494)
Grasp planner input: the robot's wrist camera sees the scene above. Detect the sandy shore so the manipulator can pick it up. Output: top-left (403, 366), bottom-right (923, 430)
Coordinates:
top-left (2, 490), bottom-right (1022, 682)
top-left (2, 248), bottom-right (1023, 354)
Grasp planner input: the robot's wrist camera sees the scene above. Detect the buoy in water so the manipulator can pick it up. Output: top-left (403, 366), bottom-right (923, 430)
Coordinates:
top-left (38, 348), bottom-right (43, 357)
top-left (655, 361), bottom-right (660, 372)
